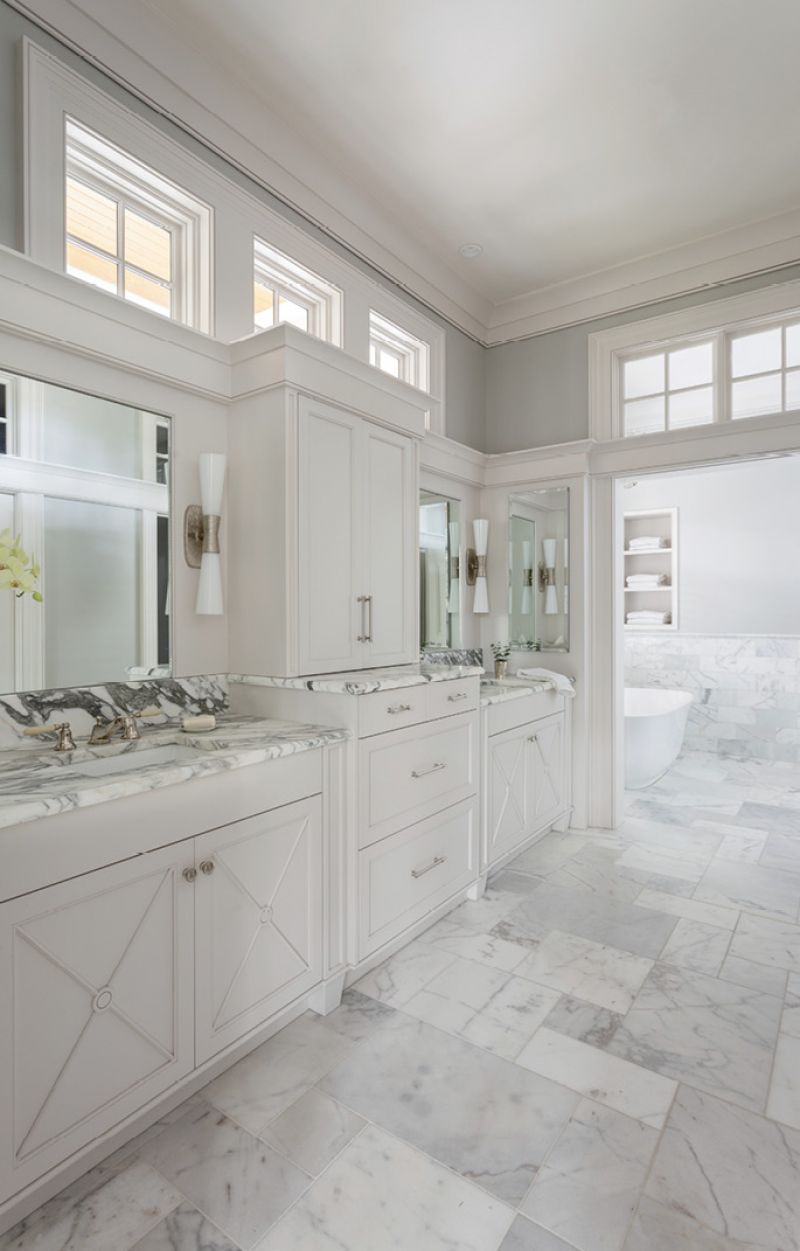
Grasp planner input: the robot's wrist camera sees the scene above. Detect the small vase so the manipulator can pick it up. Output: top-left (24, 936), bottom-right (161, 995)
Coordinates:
top-left (494, 659), bottom-right (508, 680)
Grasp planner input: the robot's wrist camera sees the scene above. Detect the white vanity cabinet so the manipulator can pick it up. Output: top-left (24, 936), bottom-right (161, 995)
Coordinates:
top-left (483, 691), bottom-right (572, 873)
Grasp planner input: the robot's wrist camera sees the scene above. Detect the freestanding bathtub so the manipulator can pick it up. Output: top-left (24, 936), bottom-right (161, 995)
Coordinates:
top-left (625, 687), bottom-right (693, 790)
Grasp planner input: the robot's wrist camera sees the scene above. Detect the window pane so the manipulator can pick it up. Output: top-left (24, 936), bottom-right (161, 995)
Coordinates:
top-left (668, 386), bottom-right (714, 429)
top-left (786, 369), bottom-right (800, 411)
top-left (786, 324), bottom-right (800, 369)
top-left (623, 354), bottom-right (665, 399)
top-left (66, 178), bottom-right (118, 255)
top-left (731, 373), bottom-right (782, 419)
top-left (624, 395), bottom-right (665, 436)
top-left (124, 268), bottom-right (171, 317)
top-left (668, 342), bottom-right (713, 391)
top-left (254, 282), bottom-right (274, 329)
top-left (379, 348), bottom-right (401, 378)
top-left (124, 209), bottom-right (171, 281)
top-left (278, 296), bottom-right (309, 331)
top-left (66, 241), bottom-right (118, 293)
top-left (731, 327), bottom-right (781, 378)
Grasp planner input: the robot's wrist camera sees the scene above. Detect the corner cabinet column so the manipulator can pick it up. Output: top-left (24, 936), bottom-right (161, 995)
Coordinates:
top-left (361, 422), bottom-right (417, 667)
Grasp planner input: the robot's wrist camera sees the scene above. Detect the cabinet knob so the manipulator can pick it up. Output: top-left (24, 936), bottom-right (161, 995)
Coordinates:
top-left (182, 866), bottom-right (197, 883)
top-left (199, 859), bottom-right (216, 876)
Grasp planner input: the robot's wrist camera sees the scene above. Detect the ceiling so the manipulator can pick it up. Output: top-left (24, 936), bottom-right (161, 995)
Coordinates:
top-left (20, 0), bottom-right (800, 340)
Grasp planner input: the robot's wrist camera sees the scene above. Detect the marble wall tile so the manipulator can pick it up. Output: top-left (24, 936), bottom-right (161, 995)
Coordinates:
top-left (260, 1089), bottom-right (364, 1177)
top-left (517, 930), bottom-right (652, 1013)
top-left (728, 912), bottom-right (800, 972)
top-left (253, 1125), bottom-right (514, 1251)
top-left (515, 1028), bottom-right (676, 1128)
top-left (137, 1100), bottom-right (311, 1249)
top-left (130, 1203), bottom-right (238, 1251)
top-left (657, 918), bottom-right (731, 976)
top-left (644, 1084), bottom-right (800, 1250)
top-left (607, 963), bottom-right (782, 1112)
top-left (766, 1033), bottom-right (800, 1130)
top-left (520, 1100), bottom-right (659, 1251)
top-left (319, 1013), bottom-right (578, 1205)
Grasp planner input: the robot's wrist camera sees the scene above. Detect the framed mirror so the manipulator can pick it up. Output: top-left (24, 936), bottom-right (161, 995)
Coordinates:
top-left (419, 490), bottom-right (461, 650)
top-left (508, 486), bottom-right (569, 652)
top-left (0, 370), bottom-right (171, 693)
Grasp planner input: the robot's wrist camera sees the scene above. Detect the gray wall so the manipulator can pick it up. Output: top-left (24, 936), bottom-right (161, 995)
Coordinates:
top-left (0, 1), bottom-right (487, 450)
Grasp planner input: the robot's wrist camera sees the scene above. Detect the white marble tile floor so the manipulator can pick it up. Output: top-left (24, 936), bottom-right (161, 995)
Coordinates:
top-left (4, 749), bottom-right (800, 1251)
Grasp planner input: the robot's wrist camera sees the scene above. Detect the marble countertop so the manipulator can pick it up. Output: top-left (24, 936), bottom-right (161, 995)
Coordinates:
top-left (0, 715), bottom-right (349, 830)
top-left (480, 678), bottom-right (548, 706)
top-left (230, 663), bottom-right (484, 696)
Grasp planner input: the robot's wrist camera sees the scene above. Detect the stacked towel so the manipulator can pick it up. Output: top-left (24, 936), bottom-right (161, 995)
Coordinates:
top-left (626, 573), bottom-right (668, 588)
top-left (628, 535), bottom-right (667, 551)
top-left (515, 667), bottom-right (576, 697)
top-left (626, 610), bottom-right (671, 625)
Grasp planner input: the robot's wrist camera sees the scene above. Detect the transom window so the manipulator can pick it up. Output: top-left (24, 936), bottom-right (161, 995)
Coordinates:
top-left (369, 311), bottom-right (430, 390)
top-left (731, 323), bottom-right (800, 419)
top-left (64, 119), bottom-right (212, 329)
top-left (623, 341), bottom-right (715, 436)
top-left (253, 237), bottom-right (342, 343)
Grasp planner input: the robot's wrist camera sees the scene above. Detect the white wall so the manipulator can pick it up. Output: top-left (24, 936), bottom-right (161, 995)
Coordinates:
top-left (621, 457), bottom-right (800, 635)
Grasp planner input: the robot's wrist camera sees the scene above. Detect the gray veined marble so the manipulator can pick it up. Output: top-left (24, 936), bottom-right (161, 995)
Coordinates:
top-left (130, 1203), bottom-right (238, 1250)
top-left (728, 912), bottom-right (800, 973)
top-left (542, 995), bottom-right (624, 1050)
top-left (497, 882), bottom-right (678, 959)
top-left (693, 858), bottom-right (800, 923)
top-left (260, 1089), bottom-right (364, 1177)
top-left (516, 929), bottom-right (652, 1013)
top-left (230, 662), bottom-right (483, 696)
top-left (498, 1218), bottom-right (579, 1251)
top-left (318, 1011), bottom-right (578, 1205)
top-left (657, 918), bottom-right (731, 976)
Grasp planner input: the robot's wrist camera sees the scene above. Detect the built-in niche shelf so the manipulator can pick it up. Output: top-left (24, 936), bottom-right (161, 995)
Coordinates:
top-left (623, 508), bottom-right (678, 631)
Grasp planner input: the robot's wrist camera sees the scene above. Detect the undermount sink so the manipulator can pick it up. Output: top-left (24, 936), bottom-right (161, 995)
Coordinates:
top-left (72, 744), bottom-right (202, 777)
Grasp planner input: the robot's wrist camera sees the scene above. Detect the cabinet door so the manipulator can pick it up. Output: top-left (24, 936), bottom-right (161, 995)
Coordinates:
top-left (361, 422), bottom-right (417, 667)
top-left (194, 796), bottom-right (323, 1064)
top-left (298, 398), bottom-right (363, 674)
top-left (485, 723), bottom-right (530, 867)
top-left (0, 846), bottom-right (193, 1199)
top-left (526, 713), bottom-right (566, 832)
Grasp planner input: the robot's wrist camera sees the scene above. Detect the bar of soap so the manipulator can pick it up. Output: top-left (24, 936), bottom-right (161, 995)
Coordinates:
top-left (181, 714), bottom-right (216, 733)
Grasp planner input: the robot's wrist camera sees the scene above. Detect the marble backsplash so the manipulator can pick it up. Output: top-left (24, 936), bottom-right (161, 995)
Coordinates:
top-left (420, 648), bottom-right (484, 668)
top-left (625, 634), bottom-right (800, 763)
top-left (0, 675), bottom-right (229, 750)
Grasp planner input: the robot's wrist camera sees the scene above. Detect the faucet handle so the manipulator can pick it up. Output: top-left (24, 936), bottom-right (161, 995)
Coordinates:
top-left (23, 722), bottom-right (76, 752)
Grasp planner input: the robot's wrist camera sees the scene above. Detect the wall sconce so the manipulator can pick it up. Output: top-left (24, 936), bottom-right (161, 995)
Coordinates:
top-left (184, 452), bottom-right (226, 615)
top-left (466, 518), bottom-right (489, 614)
top-left (447, 520), bottom-right (460, 614)
top-left (538, 538), bottom-right (558, 615)
top-left (520, 539), bottom-right (534, 616)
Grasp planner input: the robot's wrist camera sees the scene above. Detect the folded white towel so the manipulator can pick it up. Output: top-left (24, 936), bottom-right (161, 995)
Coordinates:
top-left (628, 536), bottom-right (667, 548)
top-left (515, 667), bottom-right (576, 697)
top-left (626, 574), bottom-right (668, 586)
top-left (626, 611), bottom-right (670, 624)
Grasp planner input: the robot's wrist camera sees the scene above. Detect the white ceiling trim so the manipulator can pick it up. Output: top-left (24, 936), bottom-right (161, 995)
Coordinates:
top-left (9, 0), bottom-right (800, 348)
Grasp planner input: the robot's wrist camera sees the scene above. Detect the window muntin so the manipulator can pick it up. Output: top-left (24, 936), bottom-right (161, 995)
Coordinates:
top-left (253, 237), bottom-right (341, 342)
top-left (64, 119), bottom-right (211, 328)
top-left (622, 340), bottom-right (714, 436)
top-left (730, 323), bottom-right (800, 420)
top-left (369, 311), bottom-right (430, 390)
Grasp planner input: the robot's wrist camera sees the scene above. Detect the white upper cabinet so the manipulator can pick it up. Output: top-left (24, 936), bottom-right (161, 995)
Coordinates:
top-left (360, 421), bottom-right (417, 668)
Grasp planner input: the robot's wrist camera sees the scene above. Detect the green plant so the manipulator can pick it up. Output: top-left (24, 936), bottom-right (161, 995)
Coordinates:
top-left (491, 641), bottom-right (510, 661)
top-left (0, 530), bottom-right (42, 601)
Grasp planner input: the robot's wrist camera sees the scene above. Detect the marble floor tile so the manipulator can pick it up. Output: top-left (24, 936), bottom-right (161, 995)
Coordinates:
top-left (658, 918), bottom-right (731, 976)
top-left (717, 952), bottom-right (788, 998)
top-left (260, 1088), bottom-right (364, 1176)
top-left (517, 929), bottom-right (652, 1013)
top-left (633, 887), bottom-right (738, 931)
top-left (542, 995), bottom-right (624, 1049)
top-left (350, 938), bottom-right (458, 1006)
top-left (615, 844), bottom-right (707, 883)
top-left (509, 832), bottom-right (588, 876)
top-left (314, 987), bottom-right (397, 1043)
top-left (499, 883), bottom-right (678, 959)
top-left (617, 818), bottom-right (721, 858)
top-left (422, 920), bottom-right (531, 972)
top-left (728, 912), bottom-right (800, 972)
top-left (138, 1099), bottom-right (311, 1249)
top-left (201, 1013), bottom-right (355, 1134)
top-left (766, 1033), bottom-right (800, 1130)
top-left (0, 1159), bottom-right (182, 1251)
top-left (713, 829), bottom-right (768, 862)
top-left (546, 854), bottom-right (646, 903)
top-left (738, 799), bottom-right (800, 833)
top-left (644, 1084), bottom-right (800, 1250)
top-left (520, 1100), bottom-right (658, 1251)
top-left (130, 1203), bottom-right (238, 1250)
top-left (319, 1012), bottom-right (578, 1204)
top-left (693, 859), bottom-right (800, 922)
top-left (498, 1218), bottom-right (579, 1251)
top-left (607, 962), bottom-right (782, 1112)
top-left (624, 1195), bottom-right (741, 1251)
top-left (759, 829), bottom-right (800, 871)
top-left (783, 974), bottom-right (800, 1037)
top-left (253, 1125), bottom-right (515, 1251)
top-left (516, 1028), bottom-right (676, 1128)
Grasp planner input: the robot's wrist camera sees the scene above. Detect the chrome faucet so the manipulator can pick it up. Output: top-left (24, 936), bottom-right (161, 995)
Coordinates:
top-left (88, 706), bottom-right (160, 746)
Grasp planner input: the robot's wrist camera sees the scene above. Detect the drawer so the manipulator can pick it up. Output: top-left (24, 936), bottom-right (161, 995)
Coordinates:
top-left (359, 798), bottom-right (478, 956)
top-left (359, 711), bottom-right (477, 847)
top-left (358, 686), bottom-right (429, 737)
top-left (427, 677), bottom-right (479, 720)
top-left (486, 689), bottom-right (565, 737)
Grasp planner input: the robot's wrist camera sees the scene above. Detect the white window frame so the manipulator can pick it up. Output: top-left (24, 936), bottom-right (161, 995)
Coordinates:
top-left (253, 236), bottom-right (342, 344)
top-left (369, 310), bottom-right (430, 391)
top-left (590, 279), bottom-right (800, 444)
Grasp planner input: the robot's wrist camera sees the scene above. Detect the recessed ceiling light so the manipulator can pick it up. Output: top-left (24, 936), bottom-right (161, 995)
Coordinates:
top-left (458, 243), bottom-right (483, 259)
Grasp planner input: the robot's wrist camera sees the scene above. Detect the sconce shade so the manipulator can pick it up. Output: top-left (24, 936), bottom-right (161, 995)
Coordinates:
top-left (196, 552), bottom-right (223, 615)
top-left (472, 518), bottom-right (489, 614)
top-left (542, 538), bottom-right (557, 569)
top-left (199, 453), bottom-right (226, 517)
top-left (195, 452), bottom-right (226, 616)
top-left (544, 585), bottom-right (559, 615)
top-left (448, 521), bottom-right (460, 614)
top-left (521, 585), bottom-right (533, 615)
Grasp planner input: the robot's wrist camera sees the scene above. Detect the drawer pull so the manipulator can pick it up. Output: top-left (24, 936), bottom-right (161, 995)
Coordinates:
top-left (411, 761), bottom-right (447, 779)
top-left (527, 734), bottom-right (538, 743)
top-left (387, 703), bottom-right (412, 715)
top-left (411, 854), bottom-right (447, 879)
top-left (447, 692), bottom-right (468, 702)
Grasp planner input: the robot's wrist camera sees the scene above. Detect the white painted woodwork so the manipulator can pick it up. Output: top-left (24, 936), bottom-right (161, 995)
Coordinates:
top-left (485, 710), bottom-right (568, 869)
top-left (356, 685), bottom-right (430, 738)
top-left (527, 713), bottom-right (567, 832)
top-left (0, 844), bottom-right (194, 1199)
top-left (358, 712), bottom-right (477, 847)
top-left (360, 421), bottom-right (416, 666)
top-left (194, 797), bottom-right (323, 1063)
top-left (426, 676), bottom-right (480, 719)
top-left (359, 798), bottom-right (478, 956)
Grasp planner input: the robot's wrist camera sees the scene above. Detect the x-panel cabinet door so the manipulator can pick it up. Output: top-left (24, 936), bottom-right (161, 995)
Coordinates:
top-left (0, 845), bottom-right (194, 1199)
top-left (194, 796), bottom-right (323, 1064)
top-left (526, 713), bottom-right (565, 831)
top-left (486, 724), bottom-right (530, 866)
